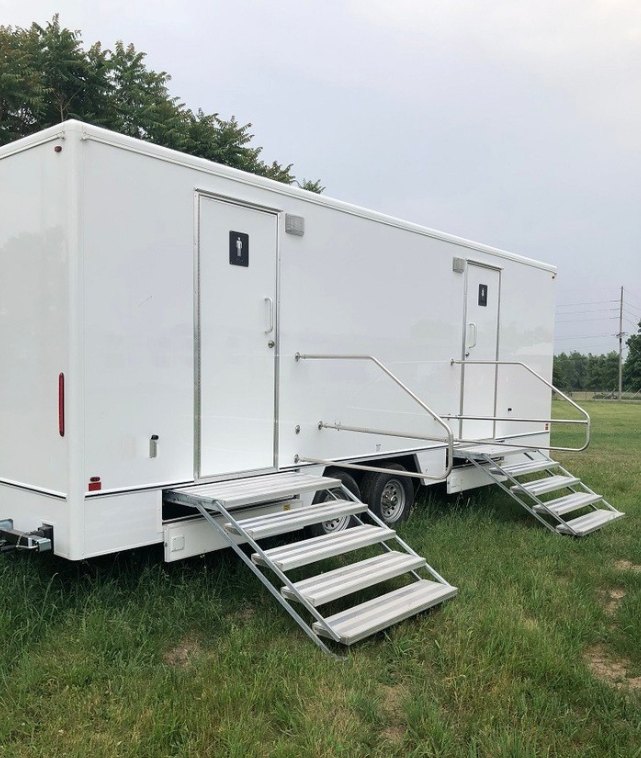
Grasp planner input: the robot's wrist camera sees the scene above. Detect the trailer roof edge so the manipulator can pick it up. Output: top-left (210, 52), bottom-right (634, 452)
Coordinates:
top-left (2, 121), bottom-right (557, 273)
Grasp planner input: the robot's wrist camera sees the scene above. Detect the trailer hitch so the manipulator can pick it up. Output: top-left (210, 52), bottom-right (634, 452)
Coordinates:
top-left (0, 520), bottom-right (53, 553)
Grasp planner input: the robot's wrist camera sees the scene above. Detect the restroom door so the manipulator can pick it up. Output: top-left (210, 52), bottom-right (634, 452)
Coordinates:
top-left (197, 197), bottom-right (278, 477)
top-left (461, 264), bottom-right (500, 440)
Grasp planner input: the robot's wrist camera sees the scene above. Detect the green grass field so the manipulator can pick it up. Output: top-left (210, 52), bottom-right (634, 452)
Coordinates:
top-left (1, 401), bottom-right (640, 757)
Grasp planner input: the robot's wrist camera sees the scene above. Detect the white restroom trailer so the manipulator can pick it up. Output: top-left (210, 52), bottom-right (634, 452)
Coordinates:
top-left (1, 120), bottom-right (621, 585)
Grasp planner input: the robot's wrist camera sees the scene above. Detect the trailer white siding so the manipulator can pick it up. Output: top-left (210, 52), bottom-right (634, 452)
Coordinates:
top-left (0, 140), bottom-right (69, 494)
top-left (0, 121), bottom-right (558, 559)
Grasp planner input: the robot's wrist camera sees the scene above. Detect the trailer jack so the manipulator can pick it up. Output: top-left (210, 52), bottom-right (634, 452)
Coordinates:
top-left (0, 520), bottom-right (53, 553)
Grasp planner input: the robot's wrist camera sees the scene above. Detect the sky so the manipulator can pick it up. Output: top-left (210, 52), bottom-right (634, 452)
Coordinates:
top-left (3, 0), bottom-right (640, 355)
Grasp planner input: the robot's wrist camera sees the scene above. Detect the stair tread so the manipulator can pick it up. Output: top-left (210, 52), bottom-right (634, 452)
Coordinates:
top-left (252, 525), bottom-right (395, 571)
top-left (314, 580), bottom-right (457, 644)
top-left (283, 551), bottom-right (424, 606)
top-left (226, 500), bottom-right (367, 539)
top-left (511, 474), bottom-right (580, 496)
top-left (494, 459), bottom-right (558, 477)
top-left (556, 509), bottom-right (624, 536)
top-left (533, 492), bottom-right (602, 516)
top-left (454, 444), bottom-right (529, 459)
top-left (165, 472), bottom-right (341, 509)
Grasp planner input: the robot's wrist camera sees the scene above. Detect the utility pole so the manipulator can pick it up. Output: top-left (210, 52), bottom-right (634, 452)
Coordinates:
top-left (618, 286), bottom-right (624, 401)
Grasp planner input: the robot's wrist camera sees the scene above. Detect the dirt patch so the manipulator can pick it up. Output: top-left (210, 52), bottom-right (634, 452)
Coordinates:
top-left (378, 684), bottom-right (407, 742)
top-left (380, 725), bottom-right (406, 744)
top-left (600, 587), bottom-right (626, 616)
top-left (163, 635), bottom-right (201, 667)
top-left (614, 559), bottom-right (641, 573)
top-left (226, 605), bottom-right (256, 624)
top-left (584, 645), bottom-right (641, 690)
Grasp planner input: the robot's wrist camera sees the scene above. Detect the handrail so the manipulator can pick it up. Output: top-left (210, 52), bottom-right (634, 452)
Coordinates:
top-left (450, 359), bottom-right (591, 452)
top-left (295, 353), bottom-right (454, 480)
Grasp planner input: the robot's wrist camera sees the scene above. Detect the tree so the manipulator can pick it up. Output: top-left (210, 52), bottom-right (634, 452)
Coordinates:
top-left (553, 351), bottom-right (620, 392)
top-left (624, 321), bottom-right (641, 391)
top-left (0, 16), bottom-right (322, 190)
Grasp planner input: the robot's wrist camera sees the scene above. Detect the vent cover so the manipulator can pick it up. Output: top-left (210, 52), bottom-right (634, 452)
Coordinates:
top-left (285, 214), bottom-right (305, 236)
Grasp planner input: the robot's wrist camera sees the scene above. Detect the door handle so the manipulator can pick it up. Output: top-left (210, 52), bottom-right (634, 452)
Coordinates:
top-left (264, 296), bottom-right (274, 334)
top-left (467, 322), bottom-right (477, 350)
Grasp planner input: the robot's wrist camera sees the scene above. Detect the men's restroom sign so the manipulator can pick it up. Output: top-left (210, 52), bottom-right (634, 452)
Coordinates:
top-left (229, 231), bottom-right (249, 267)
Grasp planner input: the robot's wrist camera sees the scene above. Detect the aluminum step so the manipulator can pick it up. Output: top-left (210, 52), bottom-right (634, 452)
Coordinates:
top-left (165, 471), bottom-right (341, 510)
top-left (533, 492), bottom-right (603, 516)
top-left (511, 475), bottom-right (580, 496)
top-left (454, 444), bottom-right (529, 460)
top-left (225, 500), bottom-right (367, 540)
top-left (556, 509), bottom-right (624, 536)
top-left (252, 525), bottom-right (395, 571)
top-left (283, 551), bottom-right (425, 606)
top-left (313, 580), bottom-right (458, 644)
top-left (492, 459), bottom-right (558, 477)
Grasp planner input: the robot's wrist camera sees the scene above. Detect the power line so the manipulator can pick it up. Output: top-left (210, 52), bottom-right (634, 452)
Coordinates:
top-left (555, 310), bottom-right (615, 317)
top-left (555, 334), bottom-right (614, 340)
top-left (555, 300), bottom-right (617, 309)
top-left (556, 317), bottom-right (617, 324)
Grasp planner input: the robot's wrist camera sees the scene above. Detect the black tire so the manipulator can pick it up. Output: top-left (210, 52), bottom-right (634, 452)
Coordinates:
top-left (360, 463), bottom-right (414, 525)
top-left (307, 468), bottom-right (361, 537)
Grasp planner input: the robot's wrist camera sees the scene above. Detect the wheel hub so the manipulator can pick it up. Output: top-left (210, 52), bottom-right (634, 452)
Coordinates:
top-left (381, 479), bottom-right (405, 521)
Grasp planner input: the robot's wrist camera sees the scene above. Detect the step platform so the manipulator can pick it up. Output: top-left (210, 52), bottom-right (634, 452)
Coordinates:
top-left (252, 524), bottom-right (396, 571)
top-left (491, 459), bottom-right (559, 477)
top-left (313, 580), bottom-right (458, 645)
top-left (283, 551), bottom-right (425, 606)
top-left (533, 492), bottom-right (603, 517)
top-left (165, 471), bottom-right (341, 510)
top-left (225, 500), bottom-right (366, 540)
top-left (511, 475), bottom-right (580, 497)
top-left (556, 509), bottom-right (624, 536)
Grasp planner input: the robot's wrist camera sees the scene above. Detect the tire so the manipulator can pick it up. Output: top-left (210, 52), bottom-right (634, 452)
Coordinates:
top-left (307, 469), bottom-right (361, 537)
top-left (360, 463), bottom-right (414, 525)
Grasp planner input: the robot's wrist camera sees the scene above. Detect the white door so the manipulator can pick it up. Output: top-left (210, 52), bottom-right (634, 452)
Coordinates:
top-left (461, 263), bottom-right (501, 440)
top-left (198, 197), bottom-right (278, 478)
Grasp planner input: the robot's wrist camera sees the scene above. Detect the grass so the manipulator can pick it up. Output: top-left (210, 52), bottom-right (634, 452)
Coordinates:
top-left (1, 401), bottom-right (640, 756)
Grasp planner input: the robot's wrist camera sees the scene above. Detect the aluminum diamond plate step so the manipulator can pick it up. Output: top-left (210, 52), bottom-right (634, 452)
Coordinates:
top-left (556, 509), bottom-right (624, 536)
top-left (491, 459), bottom-right (559, 477)
top-left (225, 500), bottom-right (367, 540)
top-left (282, 551), bottom-right (425, 606)
top-left (533, 492), bottom-right (603, 516)
top-left (511, 475), bottom-right (580, 497)
top-left (252, 525), bottom-right (395, 571)
top-left (165, 472), bottom-right (341, 509)
top-left (313, 580), bottom-right (458, 644)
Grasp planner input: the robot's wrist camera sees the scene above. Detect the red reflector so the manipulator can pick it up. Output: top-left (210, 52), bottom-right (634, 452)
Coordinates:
top-left (88, 476), bottom-right (101, 492)
top-left (58, 373), bottom-right (65, 437)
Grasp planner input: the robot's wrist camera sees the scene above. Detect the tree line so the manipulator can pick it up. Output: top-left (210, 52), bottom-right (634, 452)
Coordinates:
top-left (554, 321), bottom-right (641, 392)
top-left (0, 16), bottom-right (323, 191)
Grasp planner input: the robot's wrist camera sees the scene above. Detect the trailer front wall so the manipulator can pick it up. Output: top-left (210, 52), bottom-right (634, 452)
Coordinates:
top-left (0, 141), bottom-right (69, 495)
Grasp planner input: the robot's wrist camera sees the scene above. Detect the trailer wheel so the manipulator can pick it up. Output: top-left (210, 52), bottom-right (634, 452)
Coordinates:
top-left (360, 464), bottom-right (414, 525)
top-left (308, 469), bottom-right (361, 537)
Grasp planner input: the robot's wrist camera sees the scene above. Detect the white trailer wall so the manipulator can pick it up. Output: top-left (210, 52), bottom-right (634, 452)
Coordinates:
top-left (0, 122), bottom-right (557, 564)
top-left (0, 139), bottom-right (69, 495)
top-left (78, 124), bottom-right (555, 494)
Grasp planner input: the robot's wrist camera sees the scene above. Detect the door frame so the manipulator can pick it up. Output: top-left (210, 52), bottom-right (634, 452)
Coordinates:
top-left (193, 190), bottom-right (282, 482)
top-left (458, 260), bottom-right (502, 440)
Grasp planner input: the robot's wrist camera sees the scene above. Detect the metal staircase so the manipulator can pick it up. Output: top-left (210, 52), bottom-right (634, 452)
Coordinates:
top-left (457, 446), bottom-right (624, 536)
top-left (164, 471), bottom-right (456, 656)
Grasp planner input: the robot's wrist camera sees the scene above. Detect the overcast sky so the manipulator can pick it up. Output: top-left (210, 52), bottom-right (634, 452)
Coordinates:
top-left (4, 0), bottom-right (640, 354)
